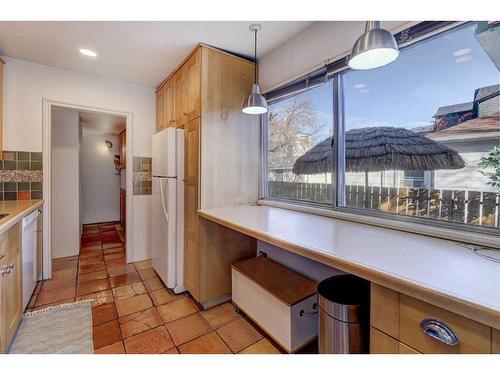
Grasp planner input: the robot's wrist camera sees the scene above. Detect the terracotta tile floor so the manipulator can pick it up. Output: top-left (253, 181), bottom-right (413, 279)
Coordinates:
top-left (25, 221), bottom-right (285, 354)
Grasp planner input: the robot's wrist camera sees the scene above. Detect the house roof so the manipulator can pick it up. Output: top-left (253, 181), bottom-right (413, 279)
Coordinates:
top-left (433, 102), bottom-right (474, 118)
top-left (426, 114), bottom-right (500, 140)
top-left (474, 84), bottom-right (500, 102)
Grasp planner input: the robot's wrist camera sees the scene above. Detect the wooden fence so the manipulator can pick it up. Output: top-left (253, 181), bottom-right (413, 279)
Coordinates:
top-left (268, 180), bottom-right (500, 228)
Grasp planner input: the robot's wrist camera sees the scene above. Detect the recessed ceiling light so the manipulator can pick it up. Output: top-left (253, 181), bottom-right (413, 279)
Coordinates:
top-left (79, 48), bottom-right (97, 57)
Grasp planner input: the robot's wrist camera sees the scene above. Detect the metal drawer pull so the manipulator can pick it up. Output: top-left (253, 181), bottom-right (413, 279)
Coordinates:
top-left (0, 265), bottom-right (10, 276)
top-left (420, 318), bottom-right (460, 346)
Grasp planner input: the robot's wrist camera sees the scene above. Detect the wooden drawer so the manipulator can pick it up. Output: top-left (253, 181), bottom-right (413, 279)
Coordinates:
top-left (371, 283), bottom-right (399, 339)
top-left (231, 257), bottom-right (317, 353)
top-left (370, 327), bottom-right (399, 354)
top-left (400, 294), bottom-right (491, 353)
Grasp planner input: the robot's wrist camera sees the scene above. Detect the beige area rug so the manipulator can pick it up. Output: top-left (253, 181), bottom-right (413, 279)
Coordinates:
top-left (9, 300), bottom-right (93, 354)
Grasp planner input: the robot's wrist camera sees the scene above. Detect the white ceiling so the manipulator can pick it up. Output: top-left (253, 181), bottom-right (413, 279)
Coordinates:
top-left (80, 110), bottom-right (126, 135)
top-left (0, 21), bottom-right (312, 87)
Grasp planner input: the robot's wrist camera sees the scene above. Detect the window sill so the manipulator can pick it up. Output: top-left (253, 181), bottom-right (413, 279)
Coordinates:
top-left (257, 198), bottom-right (500, 250)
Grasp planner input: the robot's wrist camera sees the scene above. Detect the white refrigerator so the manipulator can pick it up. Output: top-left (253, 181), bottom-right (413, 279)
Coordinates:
top-left (152, 127), bottom-right (185, 294)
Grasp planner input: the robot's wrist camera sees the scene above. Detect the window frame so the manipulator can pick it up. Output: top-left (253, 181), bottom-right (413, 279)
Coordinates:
top-left (260, 21), bottom-right (500, 242)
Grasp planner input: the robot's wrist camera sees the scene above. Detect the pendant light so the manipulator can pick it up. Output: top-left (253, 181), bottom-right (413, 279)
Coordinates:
top-left (242, 24), bottom-right (268, 115)
top-left (348, 21), bottom-right (399, 70)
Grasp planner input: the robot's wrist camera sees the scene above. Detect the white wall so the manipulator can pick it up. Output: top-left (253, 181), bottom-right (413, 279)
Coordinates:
top-left (51, 106), bottom-right (80, 259)
top-left (82, 128), bottom-right (121, 224)
top-left (259, 21), bottom-right (415, 92)
top-left (1, 56), bottom-right (156, 263)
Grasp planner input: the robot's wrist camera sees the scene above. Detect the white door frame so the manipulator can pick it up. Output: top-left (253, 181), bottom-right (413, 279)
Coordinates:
top-left (42, 99), bottom-right (134, 279)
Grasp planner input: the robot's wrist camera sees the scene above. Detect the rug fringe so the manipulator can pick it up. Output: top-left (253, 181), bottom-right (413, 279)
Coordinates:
top-left (24, 300), bottom-right (92, 317)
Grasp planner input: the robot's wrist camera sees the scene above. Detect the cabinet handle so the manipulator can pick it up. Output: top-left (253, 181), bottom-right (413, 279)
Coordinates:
top-left (420, 318), bottom-right (460, 346)
top-left (299, 303), bottom-right (318, 317)
top-left (0, 265), bottom-right (10, 277)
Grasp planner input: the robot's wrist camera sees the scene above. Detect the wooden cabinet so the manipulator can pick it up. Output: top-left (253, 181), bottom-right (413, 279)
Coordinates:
top-left (187, 48), bottom-right (201, 121)
top-left (174, 65), bottom-right (189, 127)
top-left (0, 223), bottom-right (23, 353)
top-left (119, 130), bottom-right (126, 169)
top-left (164, 80), bottom-right (176, 128)
top-left (155, 45), bottom-right (259, 308)
top-left (155, 48), bottom-right (201, 132)
top-left (370, 283), bottom-right (495, 354)
top-left (183, 118), bottom-right (200, 300)
top-left (0, 59), bottom-right (4, 158)
top-left (156, 85), bottom-right (166, 132)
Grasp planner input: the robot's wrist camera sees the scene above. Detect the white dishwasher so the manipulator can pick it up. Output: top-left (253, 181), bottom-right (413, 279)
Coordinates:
top-left (22, 209), bottom-right (40, 310)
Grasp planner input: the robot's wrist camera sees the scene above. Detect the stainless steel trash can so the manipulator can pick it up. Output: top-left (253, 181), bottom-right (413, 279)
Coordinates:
top-left (317, 274), bottom-right (370, 353)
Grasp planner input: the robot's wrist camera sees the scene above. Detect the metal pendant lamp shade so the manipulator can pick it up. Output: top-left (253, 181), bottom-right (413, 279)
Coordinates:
top-left (348, 21), bottom-right (400, 70)
top-left (242, 24), bottom-right (268, 115)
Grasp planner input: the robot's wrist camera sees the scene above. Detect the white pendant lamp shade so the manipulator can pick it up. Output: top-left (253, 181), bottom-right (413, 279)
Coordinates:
top-left (348, 21), bottom-right (399, 70)
top-left (243, 84), bottom-right (268, 114)
top-left (242, 24), bottom-right (268, 114)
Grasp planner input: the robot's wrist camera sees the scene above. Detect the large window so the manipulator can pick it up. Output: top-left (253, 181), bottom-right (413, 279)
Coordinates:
top-left (267, 81), bottom-right (333, 204)
top-left (264, 22), bottom-right (500, 233)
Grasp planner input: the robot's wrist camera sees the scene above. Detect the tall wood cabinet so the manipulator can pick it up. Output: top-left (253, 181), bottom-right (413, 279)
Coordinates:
top-left (155, 44), bottom-right (261, 308)
top-left (0, 223), bottom-right (23, 353)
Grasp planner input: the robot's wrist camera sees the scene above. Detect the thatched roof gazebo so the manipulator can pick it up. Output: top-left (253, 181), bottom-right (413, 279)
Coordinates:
top-left (292, 126), bottom-right (466, 177)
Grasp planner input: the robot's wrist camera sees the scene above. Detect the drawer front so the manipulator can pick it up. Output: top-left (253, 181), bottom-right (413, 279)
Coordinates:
top-left (399, 342), bottom-right (420, 354)
top-left (400, 294), bottom-right (491, 354)
top-left (371, 283), bottom-right (399, 339)
top-left (232, 269), bottom-right (292, 351)
top-left (370, 327), bottom-right (399, 354)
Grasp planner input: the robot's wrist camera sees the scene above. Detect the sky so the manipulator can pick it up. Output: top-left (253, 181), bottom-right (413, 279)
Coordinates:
top-left (270, 22), bottom-right (499, 135)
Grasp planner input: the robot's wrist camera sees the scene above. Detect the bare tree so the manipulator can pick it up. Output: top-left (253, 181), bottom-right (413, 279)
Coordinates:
top-left (268, 97), bottom-right (327, 182)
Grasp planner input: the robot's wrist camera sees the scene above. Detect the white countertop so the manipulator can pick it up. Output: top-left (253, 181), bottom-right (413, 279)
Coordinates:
top-left (199, 205), bottom-right (500, 329)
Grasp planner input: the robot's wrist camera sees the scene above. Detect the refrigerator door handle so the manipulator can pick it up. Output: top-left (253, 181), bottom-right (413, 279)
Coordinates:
top-left (159, 179), bottom-right (169, 223)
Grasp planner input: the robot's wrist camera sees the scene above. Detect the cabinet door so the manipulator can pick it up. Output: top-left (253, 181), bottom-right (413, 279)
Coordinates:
top-left (187, 48), bottom-right (201, 121)
top-left (175, 65), bottom-right (189, 127)
top-left (164, 80), bottom-right (176, 128)
top-left (156, 87), bottom-right (165, 132)
top-left (184, 118), bottom-right (200, 300)
top-left (3, 250), bottom-right (22, 348)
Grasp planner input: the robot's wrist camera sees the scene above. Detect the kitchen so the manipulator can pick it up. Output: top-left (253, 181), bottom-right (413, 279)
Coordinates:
top-left (0, 2), bottom-right (499, 372)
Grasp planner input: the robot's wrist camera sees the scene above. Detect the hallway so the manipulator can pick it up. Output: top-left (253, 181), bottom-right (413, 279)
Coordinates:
top-left (25, 222), bottom-right (280, 354)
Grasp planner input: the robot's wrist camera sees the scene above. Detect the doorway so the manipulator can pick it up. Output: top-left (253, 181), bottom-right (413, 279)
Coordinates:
top-left (42, 100), bottom-right (133, 279)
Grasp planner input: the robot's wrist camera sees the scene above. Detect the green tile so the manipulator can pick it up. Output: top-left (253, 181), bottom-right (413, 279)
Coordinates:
top-left (30, 191), bottom-right (43, 199)
top-left (18, 182), bottom-right (30, 191)
top-left (18, 161), bottom-right (30, 170)
top-left (4, 192), bottom-right (17, 201)
top-left (30, 161), bottom-right (42, 170)
top-left (3, 160), bottom-right (17, 170)
top-left (0, 192), bottom-right (3, 201)
top-left (30, 152), bottom-right (43, 162)
top-left (31, 182), bottom-right (43, 191)
top-left (4, 182), bottom-right (17, 192)
top-left (17, 151), bottom-right (30, 161)
top-left (133, 157), bottom-right (141, 172)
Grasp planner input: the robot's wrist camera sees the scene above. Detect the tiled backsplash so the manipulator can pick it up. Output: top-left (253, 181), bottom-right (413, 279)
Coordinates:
top-left (0, 151), bottom-right (43, 201)
top-left (133, 157), bottom-right (152, 195)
